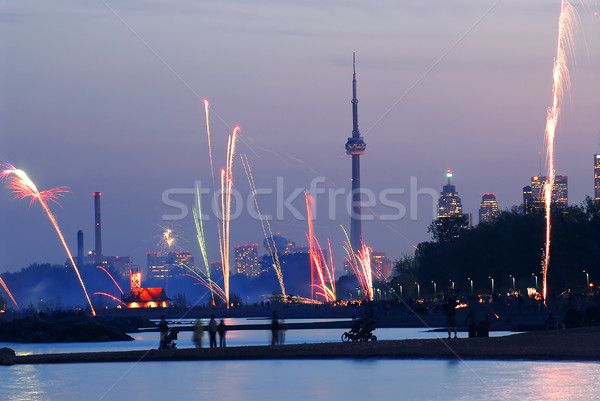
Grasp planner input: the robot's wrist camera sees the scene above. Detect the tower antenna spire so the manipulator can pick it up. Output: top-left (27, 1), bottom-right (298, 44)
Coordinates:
top-left (345, 52), bottom-right (366, 252)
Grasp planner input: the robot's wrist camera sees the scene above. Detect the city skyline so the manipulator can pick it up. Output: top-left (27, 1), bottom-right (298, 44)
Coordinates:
top-left (1, 1), bottom-right (600, 272)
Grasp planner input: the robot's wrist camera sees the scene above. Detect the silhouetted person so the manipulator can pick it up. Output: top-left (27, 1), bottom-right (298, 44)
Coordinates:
top-left (193, 319), bottom-right (204, 348)
top-left (466, 309), bottom-right (477, 338)
top-left (444, 297), bottom-right (458, 338)
top-left (564, 305), bottom-right (582, 328)
top-left (218, 319), bottom-right (227, 347)
top-left (158, 315), bottom-right (169, 350)
top-left (208, 314), bottom-right (218, 348)
top-left (278, 319), bottom-right (287, 345)
top-left (478, 315), bottom-right (490, 337)
top-left (271, 310), bottom-right (280, 345)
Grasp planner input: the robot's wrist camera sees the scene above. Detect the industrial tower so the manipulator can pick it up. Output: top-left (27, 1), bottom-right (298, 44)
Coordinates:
top-left (345, 52), bottom-right (366, 251)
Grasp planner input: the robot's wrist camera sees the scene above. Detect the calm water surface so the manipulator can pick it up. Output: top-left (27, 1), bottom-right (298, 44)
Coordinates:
top-left (2, 359), bottom-right (599, 400)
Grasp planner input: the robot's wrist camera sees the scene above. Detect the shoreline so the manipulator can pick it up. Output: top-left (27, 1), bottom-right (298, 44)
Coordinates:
top-left (3, 326), bottom-right (600, 365)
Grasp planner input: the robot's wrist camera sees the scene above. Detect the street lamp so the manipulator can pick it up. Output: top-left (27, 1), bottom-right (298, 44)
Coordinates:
top-left (415, 282), bottom-right (420, 299)
top-left (583, 270), bottom-right (590, 288)
top-left (467, 277), bottom-right (473, 295)
top-left (489, 276), bottom-right (494, 295)
top-left (399, 285), bottom-right (403, 299)
top-left (510, 275), bottom-right (515, 292)
top-left (431, 281), bottom-right (437, 297)
top-left (532, 273), bottom-right (538, 290)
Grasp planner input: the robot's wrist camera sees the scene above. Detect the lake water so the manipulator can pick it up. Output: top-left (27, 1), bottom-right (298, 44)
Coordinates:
top-left (3, 359), bottom-right (599, 400)
top-left (1, 322), bottom-right (597, 400)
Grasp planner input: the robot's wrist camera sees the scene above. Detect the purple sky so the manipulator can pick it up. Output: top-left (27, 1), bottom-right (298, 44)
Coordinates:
top-left (1, 1), bottom-right (599, 273)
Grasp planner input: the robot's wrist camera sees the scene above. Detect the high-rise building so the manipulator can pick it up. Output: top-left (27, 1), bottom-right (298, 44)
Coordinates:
top-left (234, 244), bottom-right (260, 277)
top-left (594, 154), bottom-right (600, 201)
top-left (147, 251), bottom-right (194, 280)
top-left (371, 251), bottom-right (392, 280)
top-left (523, 186), bottom-right (534, 214)
top-left (345, 52), bottom-right (367, 252)
top-left (479, 193), bottom-right (499, 223)
top-left (529, 175), bottom-right (568, 211)
top-left (437, 170), bottom-right (464, 218)
top-left (263, 234), bottom-right (296, 255)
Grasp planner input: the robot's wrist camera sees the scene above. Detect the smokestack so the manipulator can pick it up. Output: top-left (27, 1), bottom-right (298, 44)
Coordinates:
top-left (94, 192), bottom-right (102, 263)
top-left (77, 230), bottom-right (84, 267)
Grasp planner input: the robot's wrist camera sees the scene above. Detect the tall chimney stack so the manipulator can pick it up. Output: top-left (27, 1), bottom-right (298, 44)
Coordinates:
top-left (93, 192), bottom-right (102, 263)
top-left (77, 230), bottom-right (84, 267)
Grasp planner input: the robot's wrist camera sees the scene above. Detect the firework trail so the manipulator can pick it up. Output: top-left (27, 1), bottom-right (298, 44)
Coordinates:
top-left (203, 99), bottom-right (216, 187)
top-left (304, 192), bottom-right (336, 302)
top-left (182, 273), bottom-right (227, 303)
top-left (342, 226), bottom-right (373, 301)
top-left (162, 228), bottom-right (176, 249)
top-left (241, 154), bottom-right (286, 297)
top-left (93, 292), bottom-right (127, 306)
top-left (0, 276), bottom-right (20, 311)
top-left (96, 266), bottom-right (124, 295)
top-left (542, 0), bottom-right (578, 304)
top-left (1, 164), bottom-right (96, 315)
top-left (192, 185), bottom-right (215, 304)
top-left (218, 126), bottom-right (239, 307)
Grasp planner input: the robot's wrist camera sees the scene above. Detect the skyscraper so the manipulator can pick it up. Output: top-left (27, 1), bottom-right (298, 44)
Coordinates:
top-left (595, 154), bottom-right (600, 201)
top-left (437, 170), bottom-right (463, 218)
top-left (147, 251), bottom-right (194, 280)
top-left (479, 193), bottom-right (499, 223)
top-left (529, 175), bottom-right (568, 210)
top-left (345, 52), bottom-right (366, 252)
top-left (523, 186), bottom-right (534, 214)
top-left (234, 244), bottom-right (259, 277)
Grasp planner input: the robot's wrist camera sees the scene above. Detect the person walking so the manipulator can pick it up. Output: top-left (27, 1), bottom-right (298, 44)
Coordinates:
top-left (444, 296), bottom-right (458, 339)
top-left (193, 318), bottom-right (204, 348)
top-left (271, 310), bottom-right (280, 345)
top-left (158, 315), bottom-right (169, 350)
top-left (208, 314), bottom-right (218, 348)
top-left (217, 319), bottom-right (227, 347)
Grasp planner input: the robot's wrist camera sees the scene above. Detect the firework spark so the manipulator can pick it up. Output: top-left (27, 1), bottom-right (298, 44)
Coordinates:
top-left (93, 292), bottom-right (127, 306)
top-left (96, 266), bottom-right (124, 295)
top-left (0, 276), bottom-right (20, 311)
top-left (304, 193), bottom-right (336, 302)
top-left (342, 226), bottom-right (373, 301)
top-left (241, 154), bottom-right (286, 297)
top-left (218, 126), bottom-right (239, 307)
top-left (192, 185), bottom-right (216, 304)
top-left (203, 98), bottom-right (216, 187)
top-left (542, 0), bottom-right (578, 304)
top-left (1, 164), bottom-right (96, 315)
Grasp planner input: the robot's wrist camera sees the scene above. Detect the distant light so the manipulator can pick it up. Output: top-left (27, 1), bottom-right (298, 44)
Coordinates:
top-left (446, 169), bottom-right (452, 178)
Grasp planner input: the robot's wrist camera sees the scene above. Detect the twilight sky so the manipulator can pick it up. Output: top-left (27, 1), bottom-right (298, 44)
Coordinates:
top-left (1, 0), bottom-right (599, 273)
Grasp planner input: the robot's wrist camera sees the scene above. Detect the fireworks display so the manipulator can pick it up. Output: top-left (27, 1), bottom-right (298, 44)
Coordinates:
top-left (1, 163), bottom-right (96, 315)
top-left (218, 126), bottom-right (240, 307)
top-left (96, 266), bottom-right (124, 295)
top-left (0, 276), bottom-right (20, 311)
top-left (241, 154), bottom-right (286, 297)
top-left (93, 292), bottom-right (126, 306)
top-left (192, 185), bottom-right (216, 304)
top-left (342, 226), bottom-right (373, 301)
top-left (305, 193), bottom-right (336, 303)
top-left (541, 0), bottom-right (578, 303)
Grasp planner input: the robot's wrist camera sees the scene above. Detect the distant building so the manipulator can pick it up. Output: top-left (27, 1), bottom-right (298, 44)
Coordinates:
top-left (234, 244), bottom-right (260, 277)
top-left (479, 193), bottom-right (499, 223)
top-left (264, 233), bottom-right (296, 255)
top-left (146, 251), bottom-right (194, 280)
top-left (437, 169), bottom-right (464, 218)
top-left (371, 251), bottom-right (392, 280)
top-left (122, 268), bottom-right (170, 308)
top-left (528, 175), bottom-right (568, 212)
top-left (595, 154), bottom-right (600, 201)
top-left (435, 170), bottom-right (470, 240)
top-left (523, 186), bottom-right (534, 214)
top-left (210, 261), bottom-right (223, 277)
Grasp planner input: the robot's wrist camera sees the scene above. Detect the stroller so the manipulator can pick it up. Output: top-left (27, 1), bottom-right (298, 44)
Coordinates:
top-left (159, 328), bottom-right (179, 349)
top-left (341, 318), bottom-right (377, 342)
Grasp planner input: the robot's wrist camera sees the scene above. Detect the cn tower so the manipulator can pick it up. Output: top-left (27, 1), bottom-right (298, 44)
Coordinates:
top-left (345, 52), bottom-right (366, 251)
